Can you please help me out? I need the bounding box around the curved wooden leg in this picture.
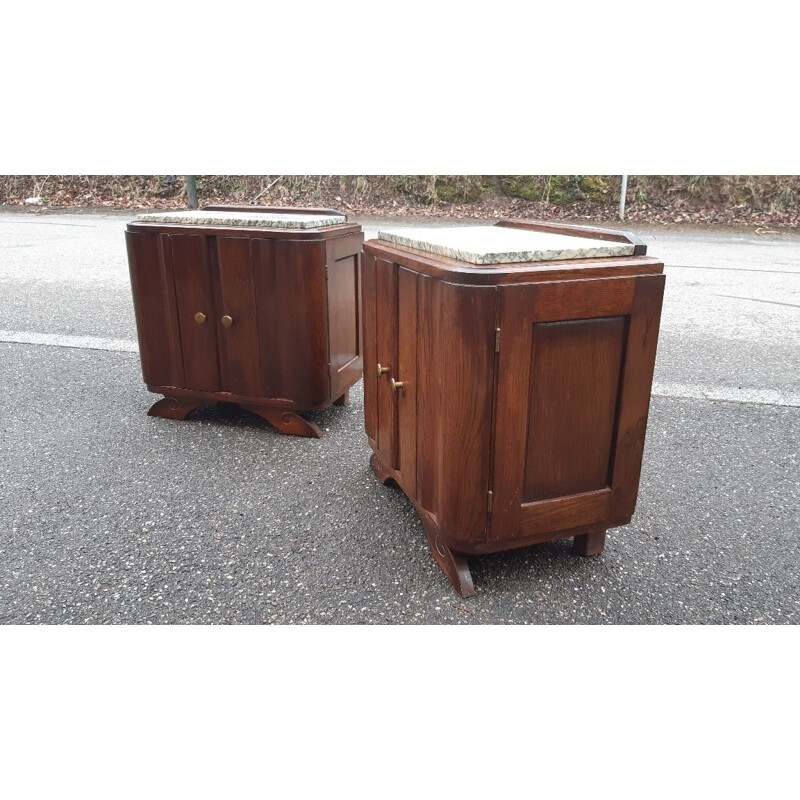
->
[573,528,607,556]
[334,390,350,406]
[242,405,323,438]
[148,396,208,420]
[369,452,396,485]
[370,453,474,597]
[418,508,476,598]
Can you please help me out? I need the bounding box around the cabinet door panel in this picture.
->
[374,258,398,468]
[217,237,263,397]
[252,238,329,405]
[396,268,418,491]
[169,234,220,392]
[491,274,664,543]
[523,316,627,501]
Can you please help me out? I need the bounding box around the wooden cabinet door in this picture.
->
[361,258,417,483]
[249,237,329,406]
[490,274,665,544]
[374,257,398,468]
[395,268,418,490]
[216,237,263,397]
[168,234,220,392]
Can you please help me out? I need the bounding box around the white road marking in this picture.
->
[651,382,800,408]
[0,330,798,408]
[0,329,139,353]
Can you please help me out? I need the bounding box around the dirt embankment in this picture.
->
[2,175,799,230]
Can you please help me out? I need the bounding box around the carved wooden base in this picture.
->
[572,528,607,556]
[370,452,613,595]
[148,396,323,438]
[334,390,350,406]
[369,452,395,485]
[147,396,207,420]
[369,453,475,598]
[418,507,476,598]
[241,405,323,438]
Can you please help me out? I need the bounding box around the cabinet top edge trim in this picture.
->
[496,219,647,253]
[363,241,663,284]
[126,222,363,240]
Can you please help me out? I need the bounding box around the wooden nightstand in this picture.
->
[361,220,665,595]
[126,206,364,438]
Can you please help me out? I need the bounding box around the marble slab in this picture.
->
[136,209,346,229]
[377,226,635,265]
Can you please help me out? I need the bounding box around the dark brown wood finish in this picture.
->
[327,237,362,402]
[413,273,439,516]
[125,232,180,387]
[369,453,475,598]
[126,208,364,437]
[523,316,627,502]
[374,257,398,468]
[396,268,418,491]
[362,219,665,596]
[609,274,666,518]
[169,234,220,392]
[418,278,496,549]
[147,396,207,420]
[217,236,263,397]
[258,238,330,405]
[361,252,378,444]
[573,528,608,556]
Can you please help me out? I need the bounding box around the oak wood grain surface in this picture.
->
[362,218,665,595]
[126,207,364,437]
[523,317,627,501]
[374,257,398,468]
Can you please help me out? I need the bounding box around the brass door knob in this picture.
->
[194,312,207,324]
[377,363,390,378]
[391,378,406,394]
[221,315,234,328]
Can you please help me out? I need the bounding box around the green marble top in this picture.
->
[136,210,347,229]
[377,226,635,265]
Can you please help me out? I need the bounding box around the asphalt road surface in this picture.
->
[1,211,798,623]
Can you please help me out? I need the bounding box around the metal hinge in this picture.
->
[495,328,501,352]
[487,490,493,514]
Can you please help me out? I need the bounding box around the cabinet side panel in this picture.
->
[361,252,378,441]
[327,250,361,400]
[125,231,179,387]
[253,239,329,406]
[424,280,496,546]
[523,317,627,501]
[610,273,666,517]
[169,234,220,392]
[216,237,264,397]
[491,275,654,545]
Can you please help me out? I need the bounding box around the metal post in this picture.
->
[185,175,198,209]
[619,174,628,221]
